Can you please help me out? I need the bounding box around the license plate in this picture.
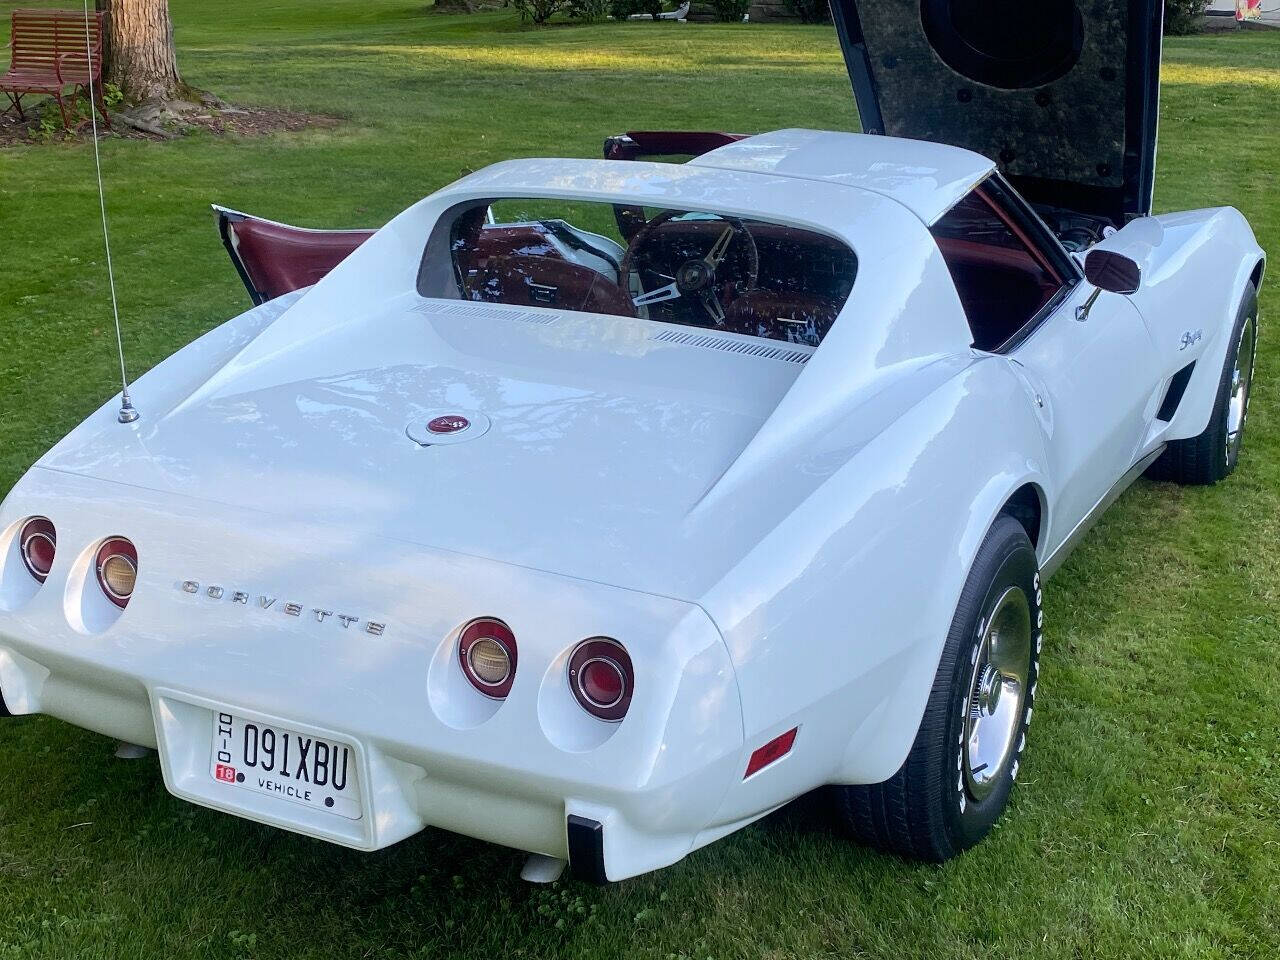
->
[209,712,362,820]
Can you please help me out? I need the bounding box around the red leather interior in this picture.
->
[452,209,574,270]
[228,207,854,344]
[451,209,635,315]
[232,219,373,301]
[455,215,853,340]
[936,237,1058,294]
[471,226,566,264]
[723,289,839,343]
[935,235,1059,346]
[230,210,577,303]
[467,255,635,317]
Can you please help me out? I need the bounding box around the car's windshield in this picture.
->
[420,198,857,348]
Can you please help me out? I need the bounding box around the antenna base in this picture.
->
[118,399,140,424]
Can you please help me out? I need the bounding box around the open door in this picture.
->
[215,206,374,304]
[602,131,748,162]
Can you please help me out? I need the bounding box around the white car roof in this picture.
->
[431,136,992,245]
[440,130,994,227]
[432,156,922,247]
[689,128,995,224]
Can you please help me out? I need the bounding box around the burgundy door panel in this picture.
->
[216,207,374,304]
[216,206,585,306]
[603,130,748,161]
[467,255,634,317]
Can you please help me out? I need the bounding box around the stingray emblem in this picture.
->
[1180,329,1203,351]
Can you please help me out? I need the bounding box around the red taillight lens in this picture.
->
[95,537,138,609]
[18,517,56,583]
[568,638,633,723]
[458,618,517,699]
[581,659,624,706]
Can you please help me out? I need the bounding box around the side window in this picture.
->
[931,184,1068,351]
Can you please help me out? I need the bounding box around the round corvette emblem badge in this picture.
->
[428,415,470,435]
[406,411,490,447]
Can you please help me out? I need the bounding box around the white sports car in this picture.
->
[0,0,1264,882]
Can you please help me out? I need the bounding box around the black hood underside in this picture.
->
[829,0,1163,226]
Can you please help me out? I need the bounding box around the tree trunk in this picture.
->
[97,0,183,103]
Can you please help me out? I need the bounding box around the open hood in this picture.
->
[828,0,1163,225]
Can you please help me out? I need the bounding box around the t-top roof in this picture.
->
[689,128,995,224]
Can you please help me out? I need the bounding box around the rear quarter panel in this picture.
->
[699,357,1052,824]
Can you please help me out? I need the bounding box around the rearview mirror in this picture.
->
[1083,249,1141,296]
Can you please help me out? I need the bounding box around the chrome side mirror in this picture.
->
[1084,249,1141,295]
[1077,249,1141,321]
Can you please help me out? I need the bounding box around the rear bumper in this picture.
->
[0,469,747,881]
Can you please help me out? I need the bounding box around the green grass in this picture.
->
[1,5,1278,958]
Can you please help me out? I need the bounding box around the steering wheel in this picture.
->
[619,211,760,325]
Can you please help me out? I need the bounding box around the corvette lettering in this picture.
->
[180,580,385,635]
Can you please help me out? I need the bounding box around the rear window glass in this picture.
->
[421,198,857,347]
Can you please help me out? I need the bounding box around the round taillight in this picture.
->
[95,537,138,609]
[581,659,624,706]
[458,618,516,699]
[18,517,56,583]
[568,638,633,723]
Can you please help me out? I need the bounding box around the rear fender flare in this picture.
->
[701,360,1052,815]
[830,462,1049,785]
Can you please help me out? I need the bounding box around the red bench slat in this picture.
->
[2,8,109,129]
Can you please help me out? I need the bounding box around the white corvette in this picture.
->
[0,0,1264,882]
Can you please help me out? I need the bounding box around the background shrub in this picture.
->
[508,0,566,23]
[782,0,831,23]
[567,0,609,19]
[1164,0,1209,34]
[707,0,749,21]
[608,0,663,17]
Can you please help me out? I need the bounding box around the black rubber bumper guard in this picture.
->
[566,815,608,885]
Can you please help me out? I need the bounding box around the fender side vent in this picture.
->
[1156,362,1196,422]
[650,329,811,364]
[415,301,558,326]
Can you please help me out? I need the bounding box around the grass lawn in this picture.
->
[1,3,1278,957]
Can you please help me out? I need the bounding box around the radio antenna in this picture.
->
[82,0,138,424]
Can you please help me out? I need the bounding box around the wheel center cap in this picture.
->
[977,664,1002,716]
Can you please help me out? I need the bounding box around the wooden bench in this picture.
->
[1,8,111,129]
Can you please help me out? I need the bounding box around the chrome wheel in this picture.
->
[963,586,1032,802]
[1225,314,1257,467]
